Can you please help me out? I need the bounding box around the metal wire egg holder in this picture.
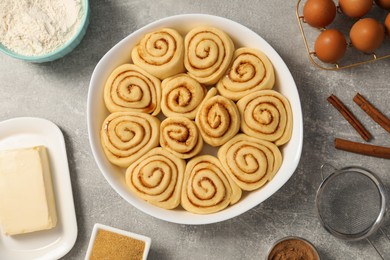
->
[296,0,390,70]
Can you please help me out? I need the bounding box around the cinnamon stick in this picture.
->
[327,94,372,141]
[335,138,390,159]
[353,93,390,134]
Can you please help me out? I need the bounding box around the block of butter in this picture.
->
[0,146,57,236]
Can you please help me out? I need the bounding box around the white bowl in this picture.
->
[84,223,151,260]
[87,14,303,225]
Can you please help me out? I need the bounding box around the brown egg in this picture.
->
[303,0,337,28]
[339,0,373,18]
[350,18,385,53]
[375,0,390,10]
[385,13,390,36]
[315,29,347,63]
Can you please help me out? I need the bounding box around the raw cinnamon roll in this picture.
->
[125,147,185,209]
[100,112,160,168]
[195,88,240,147]
[104,64,161,115]
[181,155,242,214]
[218,134,282,191]
[131,28,185,79]
[161,74,206,119]
[217,47,275,101]
[184,26,234,85]
[237,90,293,146]
[160,117,203,159]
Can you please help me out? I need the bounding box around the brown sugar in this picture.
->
[89,229,145,260]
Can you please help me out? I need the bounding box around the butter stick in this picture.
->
[0,146,57,236]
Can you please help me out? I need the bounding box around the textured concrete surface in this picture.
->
[1,0,390,259]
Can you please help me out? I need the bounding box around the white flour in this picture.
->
[0,0,84,56]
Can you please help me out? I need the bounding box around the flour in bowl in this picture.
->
[0,0,84,56]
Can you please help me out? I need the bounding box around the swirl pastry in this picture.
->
[218,134,282,191]
[100,112,160,168]
[131,28,185,80]
[195,88,240,147]
[184,26,234,85]
[126,147,185,209]
[104,64,161,115]
[181,155,242,214]
[237,90,293,146]
[161,74,207,119]
[160,117,203,159]
[217,47,275,101]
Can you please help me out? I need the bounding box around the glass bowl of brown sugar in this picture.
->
[85,223,151,260]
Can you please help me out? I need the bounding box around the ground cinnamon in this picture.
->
[268,238,319,260]
[327,94,372,141]
[335,138,390,159]
[89,229,145,260]
[353,93,390,134]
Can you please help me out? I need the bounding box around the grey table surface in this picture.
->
[1,0,390,259]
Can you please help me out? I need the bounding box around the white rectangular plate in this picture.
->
[0,117,77,260]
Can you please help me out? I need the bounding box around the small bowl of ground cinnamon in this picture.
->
[267,236,320,260]
[85,223,151,260]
